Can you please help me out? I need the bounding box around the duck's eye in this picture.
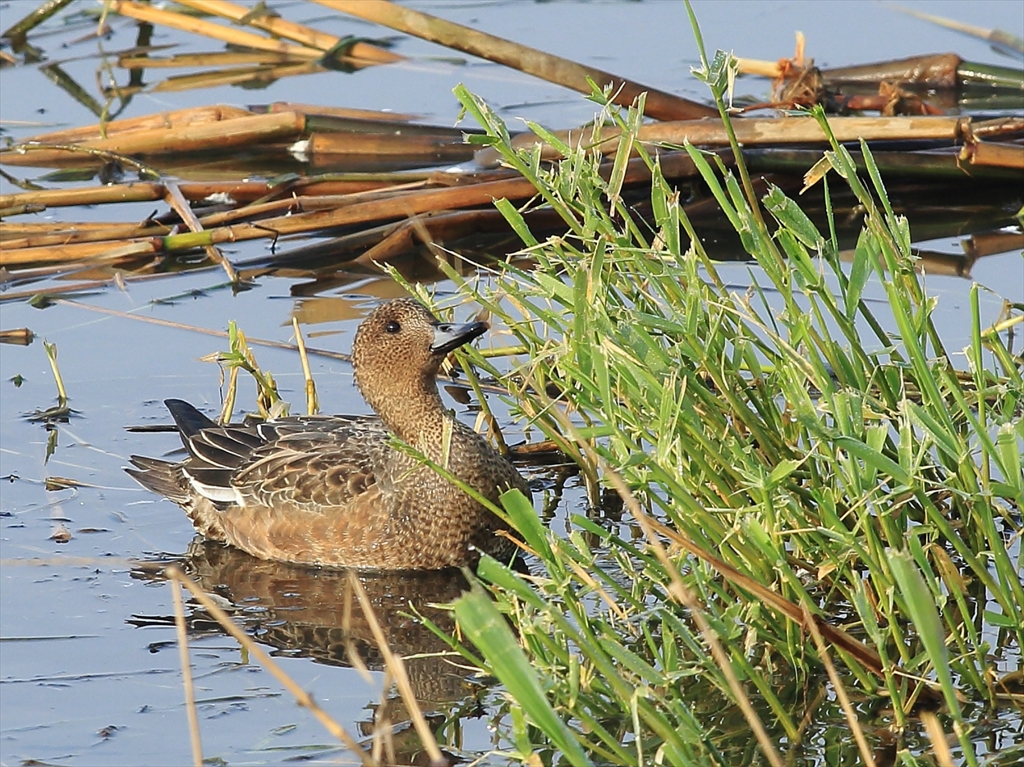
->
[385,320,401,334]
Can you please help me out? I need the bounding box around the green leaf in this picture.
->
[905,400,965,465]
[846,228,873,318]
[767,458,802,486]
[888,550,961,717]
[454,575,594,766]
[834,435,912,487]
[983,610,1019,629]
[502,488,550,561]
[494,197,539,247]
[763,185,823,249]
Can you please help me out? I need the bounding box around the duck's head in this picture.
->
[352,298,487,424]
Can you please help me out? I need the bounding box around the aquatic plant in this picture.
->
[440,21,1024,767]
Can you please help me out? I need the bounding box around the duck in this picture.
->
[126,298,530,570]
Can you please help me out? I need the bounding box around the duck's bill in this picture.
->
[430,320,488,355]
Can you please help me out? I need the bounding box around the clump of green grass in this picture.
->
[434,13,1023,766]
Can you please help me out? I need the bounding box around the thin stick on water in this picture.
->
[165,566,376,767]
[165,181,238,284]
[803,603,876,767]
[170,579,204,767]
[54,299,349,362]
[347,572,447,767]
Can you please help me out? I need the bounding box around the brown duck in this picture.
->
[126,298,529,570]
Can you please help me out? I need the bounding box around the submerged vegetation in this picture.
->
[432,37,1024,767]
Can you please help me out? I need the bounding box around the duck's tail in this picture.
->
[126,399,231,542]
[126,454,228,542]
[126,455,190,504]
[165,399,218,441]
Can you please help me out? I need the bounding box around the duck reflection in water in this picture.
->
[131,540,485,765]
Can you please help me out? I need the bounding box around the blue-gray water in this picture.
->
[2,1,1022,765]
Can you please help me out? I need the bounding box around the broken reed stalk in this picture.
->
[475,114,971,165]
[164,181,238,283]
[0,237,162,266]
[0,142,161,176]
[43,340,68,404]
[259,102,420,122]
[219,365,240,425]
[319,0,717,121]
[0,328,35,345]
[164,566,376,767]
[2,104,251,145]
[292,317,319,416]
[0,176,418,213]
[118,51,311,69]
[169,578,204,767]
[743,147,1022,180]
[347,572,446,767]
[304,131,474,161]
[960,139,1024,169]
[175,0,404,65]
[0,110,307,167]
[0,203,45,218]
[0,105,473,169]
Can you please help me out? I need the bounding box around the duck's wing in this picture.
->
[227,416,392,512]
[162,407,388,510]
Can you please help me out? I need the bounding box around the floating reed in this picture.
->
[9,104,251,145]
[0,175,414,213]
[1,110,307,167]
[319,0,718,121]
[0,148,714,268]
[475,114,973,166]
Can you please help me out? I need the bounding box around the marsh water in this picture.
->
[1,1,1023,765]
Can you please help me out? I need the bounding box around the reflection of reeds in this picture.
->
[137,544,482,766]
[166,565,378,766]
[173,0,404,66]
[109,0,327,60]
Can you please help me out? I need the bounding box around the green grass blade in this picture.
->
[453,576,595,766]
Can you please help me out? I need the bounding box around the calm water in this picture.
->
[1,1,1022,765]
